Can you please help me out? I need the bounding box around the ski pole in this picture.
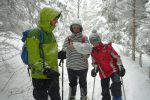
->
[118,65,126,100]
[121,77,126,100]
[92,76,96,100]
[61,59,64,100]
[27,65,31,81]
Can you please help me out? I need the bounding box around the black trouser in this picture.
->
[32,78,61,100]
[67,68,88,98]
[101,73,122,100]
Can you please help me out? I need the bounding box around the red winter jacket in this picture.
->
[91,42,121,79]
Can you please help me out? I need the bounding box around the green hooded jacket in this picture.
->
[26,7,60,79]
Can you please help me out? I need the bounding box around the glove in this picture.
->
[118,65,126,77]
[43,67,60,79]
[91,67,98,77]
[58,50,66,60]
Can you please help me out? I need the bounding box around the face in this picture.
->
[50,18,58,27]
[72,25,81,33]
[92,42,99,47]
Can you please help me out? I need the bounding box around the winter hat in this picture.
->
[70,19,83,32]
[92,29,97,33]
[89,30,101,44]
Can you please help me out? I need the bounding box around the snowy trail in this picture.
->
[59,57,102,100]
[60,43,150,100]
[113,44,150,100]
[120,55,150,100]
[0,44,150,100]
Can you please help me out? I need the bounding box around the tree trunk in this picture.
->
[139,51,142,67]
[132,0,136,61]
[77,0,80,18]
[149,67,150,79]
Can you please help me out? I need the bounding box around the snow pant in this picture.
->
[101,73,122,100]
[32,78,61,100]
[67,68,88,100]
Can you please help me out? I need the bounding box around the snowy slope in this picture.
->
[113,44,150,100]
[0,43,150,100]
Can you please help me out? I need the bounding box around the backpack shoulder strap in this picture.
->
[37,29,44,44]
[82,35,86,43]
[67,35,86,43]
[22,29,32,42]
[67,35,72,44]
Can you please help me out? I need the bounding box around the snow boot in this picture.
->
[68,86,77,100]
[80,96,88,100]
[112,96,122,100]
[80,88,87,100]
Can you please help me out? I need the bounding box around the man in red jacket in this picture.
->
[89,30,125,100]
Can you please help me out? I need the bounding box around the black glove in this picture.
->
[58,50,66,60]
[118,65,126,77]
[58,50,66,67]
[43,67,60,79]
[91,67,98,77]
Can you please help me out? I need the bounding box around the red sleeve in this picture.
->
[91,51,98,64]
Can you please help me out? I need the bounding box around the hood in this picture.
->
[70,19,83,33]
[38,7,60,33]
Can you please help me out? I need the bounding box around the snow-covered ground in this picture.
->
[0,43,150,100]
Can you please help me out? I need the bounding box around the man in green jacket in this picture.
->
[26,7,61,100]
